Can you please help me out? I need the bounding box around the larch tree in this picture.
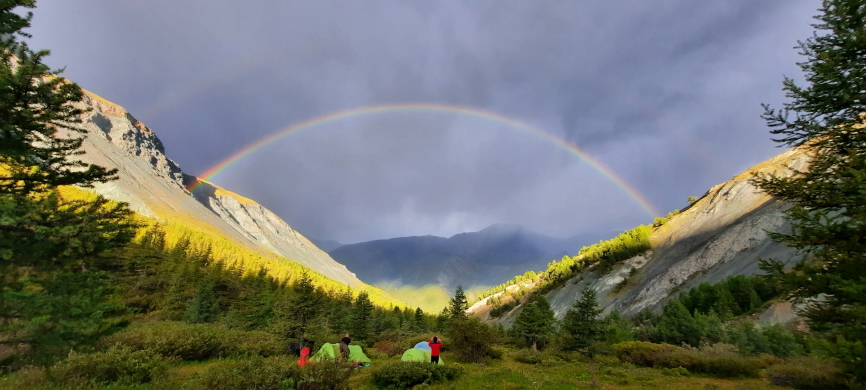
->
[0,0,136,365]
[753,0,866,382]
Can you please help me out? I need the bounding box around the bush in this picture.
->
[51,346,175,386]
[513,349,544,364]
[99,321,283,360]
[766,358,848,390]
[611,341,679,367]
[656,349,764,378]
[612,341,766,378]
[371,362,461,389]
[373,341,405,357]
[195,356,353,390]
[446,318,498,363]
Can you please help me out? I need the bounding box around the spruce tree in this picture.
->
[351,291,373,340]
[753,0,866,381]
[0,1,136,365]
[512,296,556,350]
[448,285,469,319]
[561,288,603,386]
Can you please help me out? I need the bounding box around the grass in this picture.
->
[0,346,799,389]
[348,348,780,390]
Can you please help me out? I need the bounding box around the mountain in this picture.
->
[70,89,401,304]
[309,239,344,252]
[468,147,809,326]
[329,225,613,310]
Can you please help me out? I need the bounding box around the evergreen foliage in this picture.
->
[561,288,604,385]
[753,0,866,382]
[0,2,116,195]
[0,2,137,366]
[447,285,469,319]
[511,296,555,350]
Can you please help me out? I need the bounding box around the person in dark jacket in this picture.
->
[428,336,442,363]
[340,333,351,361]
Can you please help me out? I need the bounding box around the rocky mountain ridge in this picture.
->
[74,89,367,288]
[468,147,808,326]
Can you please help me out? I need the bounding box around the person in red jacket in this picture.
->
[428,336,443,363]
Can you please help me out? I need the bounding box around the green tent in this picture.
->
[400,348,444,365]
[309,343,371,363]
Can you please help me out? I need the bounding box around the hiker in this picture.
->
[428,336,442,363]
[340,333,351,361]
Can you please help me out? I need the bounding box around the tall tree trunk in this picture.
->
[590,354,597,387]
[531,339,537,351]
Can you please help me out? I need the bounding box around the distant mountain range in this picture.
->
[310,239,344,253]
[329,224,614,294]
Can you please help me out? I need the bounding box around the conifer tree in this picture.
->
[561,288,603,386]
[512,296,556,350]
[290,271,319,347]
[0,2,116,195]
[0,1,136,365]
[448,285,469,319]
[351,291,374,340]
[754,0,866,381]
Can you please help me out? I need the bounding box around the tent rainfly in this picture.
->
[309,343,371,363]
[400,348,444,365]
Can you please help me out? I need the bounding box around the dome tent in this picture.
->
[309,343,371,363]
[400,348,443,365]
[413,341,431,350]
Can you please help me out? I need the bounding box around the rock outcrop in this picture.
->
[469,147,809,326]
[72,89,365,288]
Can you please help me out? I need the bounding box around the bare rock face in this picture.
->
[187,176,362,287]
[71,90,365,289]
[470,148,809,327]
[82,93,184,188]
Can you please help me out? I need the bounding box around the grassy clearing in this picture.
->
[0,344,809,389]
[349,348,779,390]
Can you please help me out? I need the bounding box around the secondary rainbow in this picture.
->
[189,103,661,218]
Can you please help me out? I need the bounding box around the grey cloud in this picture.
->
[28,0,821,243]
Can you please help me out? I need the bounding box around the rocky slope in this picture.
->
[73,90,366,288]
[468,147,809,326]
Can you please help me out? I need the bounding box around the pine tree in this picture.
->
[351,291,373,340]
[413,307,425,332]
[561,288,603,386]
[448,285,469,319]
[511,296,556,350]
[0,2,136,365]
[0,3,116,195]
[290,271,321,346]
[753,0,866,382]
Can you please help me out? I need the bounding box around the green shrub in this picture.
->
[766,358,848,390]
[195,356,352,390]
[373,341,404,357]
[513,349,544,364]
[446,318,498,363]
[371,362,461,389]
[51,346,175,386]
[612,341,765,378]
[99,321,282,361]
[657,349,764,378]
[611,341,679,367]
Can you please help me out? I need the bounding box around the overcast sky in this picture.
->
[29,1,819,244]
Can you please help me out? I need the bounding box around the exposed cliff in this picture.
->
[469,147,809,326]
[72,90,366,289]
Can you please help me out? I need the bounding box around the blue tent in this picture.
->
[414,341,431,350]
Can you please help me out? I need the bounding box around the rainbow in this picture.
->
[189,103,661,218]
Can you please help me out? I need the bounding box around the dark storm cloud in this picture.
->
[29,0,820,243]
